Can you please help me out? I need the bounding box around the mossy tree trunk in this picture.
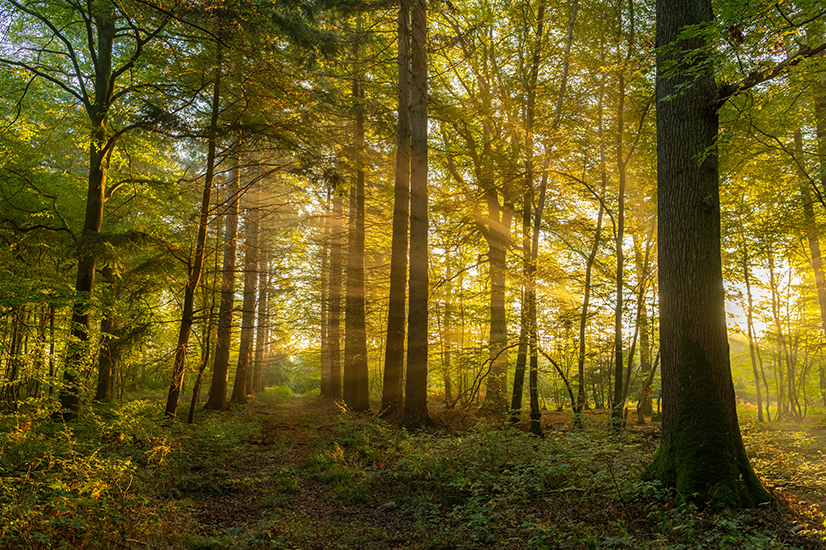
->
[647,0,770,508]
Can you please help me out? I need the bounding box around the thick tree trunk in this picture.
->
[485,229,510,409]
[382,0,411,421]
[403,0,429,428]
[165,49,222,419]
[646,0,769,508]
[232,189,260,403]
[205,156,240,411]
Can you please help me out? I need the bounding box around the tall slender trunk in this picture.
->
[577,28,608,417]
[634,234,654,419]
[188,221,221,424]
[165,47,222,419]
[743,252,764,422]
[612,0,635,425]
[382,0,411,420]
[403,0,429,428]
[253,244,270,393]
[205,154,240,411]
[320,188,331,398]
[232,187,260,403]
[48,303,55,397]
[528,164,549,436]
[328,195,344,400]
[512,0,547,424]
[767,254,799,421]
[344,19,370,413]
[611,68,626,424]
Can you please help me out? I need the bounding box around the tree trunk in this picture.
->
[60,14,116,419]
[634,234,654,418]
[382,0,411,421]
[165,47,222,419]
[483,208,512,410]
[743,252,764,422]
[646,0,769,507]
[320,188,331,398]
[188,230,220,424]
[344,20,370,413]
[511,0,547,425]
[328,194,344,400]
[205,155,240,411]
[232,187,260,403]
[253,244,270,393]
[403,0,429,428]
[611,68,627,426]
[94,266,117,401]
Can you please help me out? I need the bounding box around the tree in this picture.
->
[165,41,224,420]
[328,193,344,400]
[381,0,411,422]
[343,16,370,413]
[402,0,429,428]
[231,184,261,403]
[647,0,769,507]
[205,156,240,411]
[0,0,169,417]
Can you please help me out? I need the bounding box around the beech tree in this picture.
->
[0,0,170,417]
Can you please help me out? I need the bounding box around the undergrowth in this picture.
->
[1,394,823,549]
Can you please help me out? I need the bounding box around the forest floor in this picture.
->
[1,392,825,549]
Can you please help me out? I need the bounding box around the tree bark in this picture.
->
[320,188,331,398]
[328,194,344,400]
[94,266,117,401]
[646,0,769,508]
[743,253,764,422]
[403,0,429,428]
[511,0,547,424]
[205,155,240,411]
[253,244,270,393]
[382,0,411,421]
[232,186,260,403]
[344,19,370,413]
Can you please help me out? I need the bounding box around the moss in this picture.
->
[645,335,770,510]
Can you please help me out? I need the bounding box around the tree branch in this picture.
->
[716,42,826,110]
